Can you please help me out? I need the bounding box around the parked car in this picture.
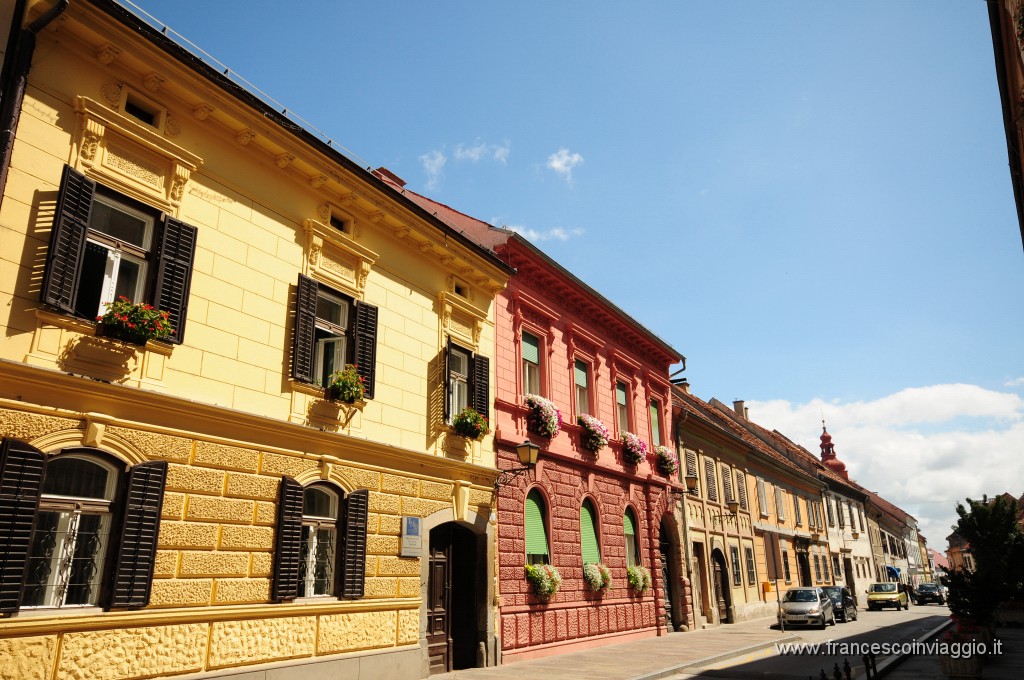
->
[778,587,836,629]
[914,582,946,605]
[822,585,858,622]
[866,582,908,610]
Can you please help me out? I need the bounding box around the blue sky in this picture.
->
[127,1,1023,546]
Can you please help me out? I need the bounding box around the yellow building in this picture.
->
[0,1,511,679]
[673,388,832,625]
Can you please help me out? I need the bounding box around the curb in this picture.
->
[629,634,801,680]
[873,619,954,678]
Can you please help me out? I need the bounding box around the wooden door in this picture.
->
[427,525,452,674]
[712,557,728,622]
[659,525,675,630]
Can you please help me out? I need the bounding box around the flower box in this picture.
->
[620,432,647,466]
[96,296,173,345]
[654,445,678,476]
[627,565,652,593]
[524,563,562,602]
[577,414,609,452]
[452,407,489,439]
[524,394,562,439]
[583,562,612,591]
[324,364,365,403]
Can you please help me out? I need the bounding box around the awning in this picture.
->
[885,565,901,579]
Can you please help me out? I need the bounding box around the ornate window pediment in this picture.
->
[74,95,201,213]
[304,206,378,299]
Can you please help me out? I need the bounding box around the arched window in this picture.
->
[272,477,370,602]
[25,455,119,608]
[0,438,169,614]
[624,508,641,567]
[300,485,340,597]
[525,489,550,565]
[580,499,601,565]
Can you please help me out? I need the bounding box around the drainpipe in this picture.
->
[0,0,68,212]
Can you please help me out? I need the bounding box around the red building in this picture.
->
[399,183,686,662]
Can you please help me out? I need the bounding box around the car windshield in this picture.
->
[871,583,897,593]
[822,587,842,598]
[784,590,818,602]
[918,584,938,592]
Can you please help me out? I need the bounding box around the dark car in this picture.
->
[914,582,945,605]
[822,585,858,622]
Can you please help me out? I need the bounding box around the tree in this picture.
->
[944,495,1024,624]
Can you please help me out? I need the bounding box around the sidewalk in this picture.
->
[884,623,1024,679]
[433,617,798,680]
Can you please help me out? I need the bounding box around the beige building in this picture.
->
[0,1,511,679]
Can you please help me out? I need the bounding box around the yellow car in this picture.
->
[866,582,908,610]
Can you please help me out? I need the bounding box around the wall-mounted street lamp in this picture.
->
[709,498,740,529]
[494,440,540,488]
[684,474,699,494]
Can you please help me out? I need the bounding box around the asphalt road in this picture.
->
[667,602,951,679]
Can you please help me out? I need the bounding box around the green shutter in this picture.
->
[524,490,549,560]
[623,509,636,537]
[522,332,539,364]
[574,360,588,387]
[616,382,627,406]
[650,400,661,446]
[580,500,600,564]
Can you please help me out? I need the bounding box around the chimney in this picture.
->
[678,378,690,394]
[733,399,747,419]
[372,167,407,188]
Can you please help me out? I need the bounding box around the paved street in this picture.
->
[433,604,1024,680]
[667,604,950,678]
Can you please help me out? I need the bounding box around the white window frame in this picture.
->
[448,346,470,422]
[574,358,591,416]
[313,289,351,387]
[299,485,340,598]
[521,330,541,396]
[80,194,156,319]
[24,455,118,610]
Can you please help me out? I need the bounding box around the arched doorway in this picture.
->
[427,522,479,674]
[710,549,731,624]
[659,520,678,631]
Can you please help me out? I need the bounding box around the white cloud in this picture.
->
[454,140,510,165]
[744,384,1024,552]
[1005,376,1024,387]
[546,148,584,185]
[505,224,585,242]
[420,149,446,190]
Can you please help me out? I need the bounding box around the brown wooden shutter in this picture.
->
[291,275,318,383]
[442,335,452,422]
[736,471,748,510]
[685,449,698,478]
[353,301,378,399]
[471,353,489,421]
[340,489,369,599]
[0,438,46,614]
[153,216,197,344]
[107,460,167,609]
[722,464,733,501]
[271,476,303,602]
[41,165,94,313]
[704,458,718,502]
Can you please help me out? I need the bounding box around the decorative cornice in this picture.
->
[236,128,257,145]
[95,43,120,65]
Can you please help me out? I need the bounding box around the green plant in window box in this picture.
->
[627,564,652,593]
[452,407,490,439]
[654,445,678,476]
[524,394,562,438]
[325,364,365,403]
[620,432,648,465]
[524,563,562,602]
[96,296,173,345]
[577,414,609,452]
[583,562,612,591]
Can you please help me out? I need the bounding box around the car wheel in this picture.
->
[829,611,836,626]
[819,614,827,630]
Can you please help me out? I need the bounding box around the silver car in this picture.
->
[777,587,836,629]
